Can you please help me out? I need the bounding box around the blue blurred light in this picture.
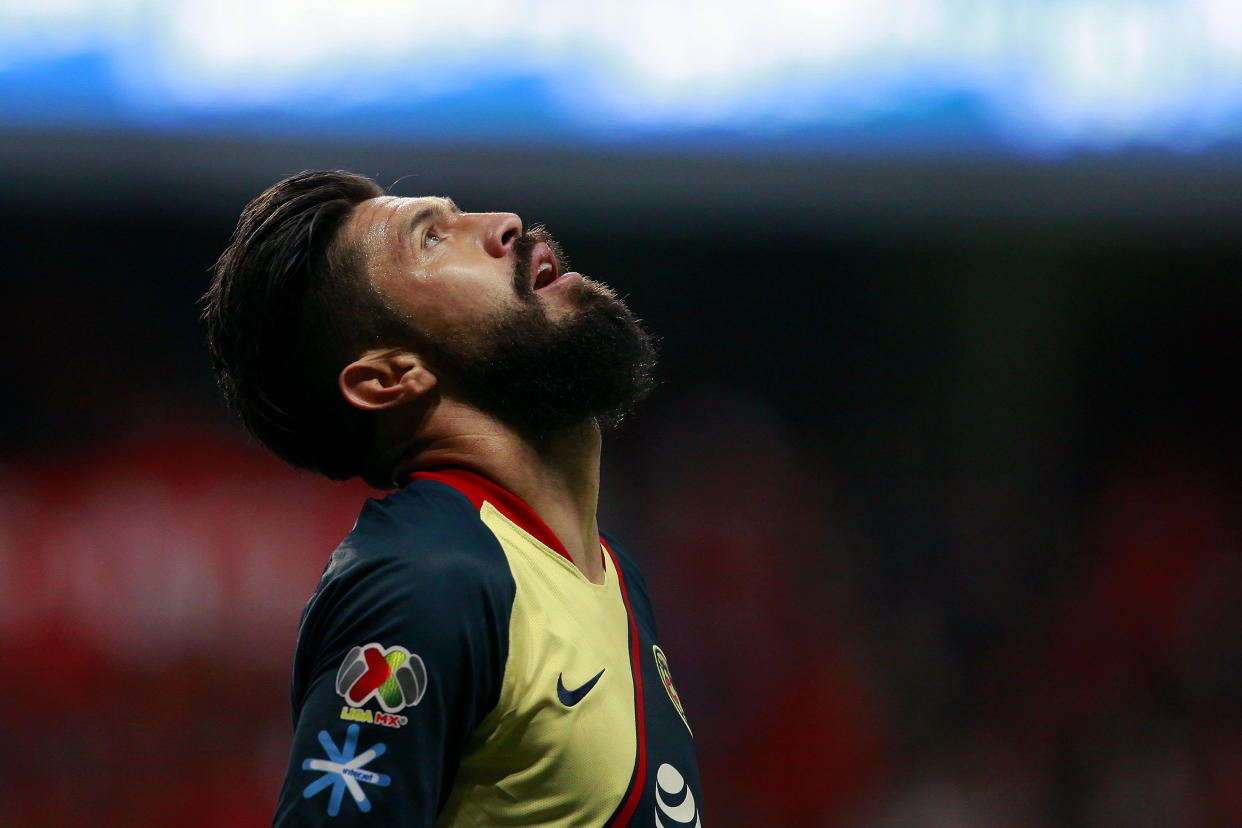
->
[2,0,1241,156]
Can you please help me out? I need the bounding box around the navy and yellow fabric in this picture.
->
[272,468,702,827]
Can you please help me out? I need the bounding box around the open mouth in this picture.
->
[530,241,560,290]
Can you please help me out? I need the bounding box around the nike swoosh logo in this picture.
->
[557,668,605,706]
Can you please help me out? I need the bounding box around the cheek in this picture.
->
[439,259,517,299]
[423,280,521,339]
[374,250,521,329]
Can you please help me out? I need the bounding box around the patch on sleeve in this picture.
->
[301,724,391,816]
[335,643,428,728]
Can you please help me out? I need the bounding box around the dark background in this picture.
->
[2,134,1241,825]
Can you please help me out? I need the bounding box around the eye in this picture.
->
[423,229,441,248]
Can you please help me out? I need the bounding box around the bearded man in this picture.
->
[203,171,702,827]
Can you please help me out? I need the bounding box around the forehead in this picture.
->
[341,195,460,262]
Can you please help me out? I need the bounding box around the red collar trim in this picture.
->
[408,468,574,565]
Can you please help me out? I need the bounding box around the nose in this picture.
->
[481,213,522,258]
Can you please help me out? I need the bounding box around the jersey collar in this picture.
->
[408,467,576,565]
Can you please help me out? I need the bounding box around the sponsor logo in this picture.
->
[556,668,605,707]
[653,645,691,735]
[335,643,427,717]
[302,724,390,816]
[654,762,700,828]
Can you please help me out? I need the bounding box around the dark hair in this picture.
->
[203,170,415,482]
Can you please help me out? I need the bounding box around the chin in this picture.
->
[564,276,619,309]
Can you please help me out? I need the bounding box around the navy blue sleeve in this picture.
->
[272,484,514,827]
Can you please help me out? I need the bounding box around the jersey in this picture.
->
[271,468,702,827]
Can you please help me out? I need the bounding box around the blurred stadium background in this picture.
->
[3,1,1242,825]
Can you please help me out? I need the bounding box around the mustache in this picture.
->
[512,224,570,296]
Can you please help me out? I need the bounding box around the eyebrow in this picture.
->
[405,197,461,233]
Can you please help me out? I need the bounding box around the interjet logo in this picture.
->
[302,724,390,816]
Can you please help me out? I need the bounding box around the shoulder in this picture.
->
[325,479,513,595]
[296,480,516,675]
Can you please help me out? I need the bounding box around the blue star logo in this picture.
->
[301,724,391,816]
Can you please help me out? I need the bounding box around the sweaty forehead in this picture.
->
[342,195,459,264]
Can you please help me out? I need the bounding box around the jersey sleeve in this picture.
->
[272,489,515,827]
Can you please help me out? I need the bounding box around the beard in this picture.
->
[424,227,658,442]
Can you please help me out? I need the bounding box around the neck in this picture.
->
[391,400,605,583]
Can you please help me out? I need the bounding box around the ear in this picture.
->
[339,349,437,412]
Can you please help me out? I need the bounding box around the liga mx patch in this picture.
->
[653,645,692,736]
[336,643,428,728]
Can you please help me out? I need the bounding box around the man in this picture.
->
[203,170,702,826]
